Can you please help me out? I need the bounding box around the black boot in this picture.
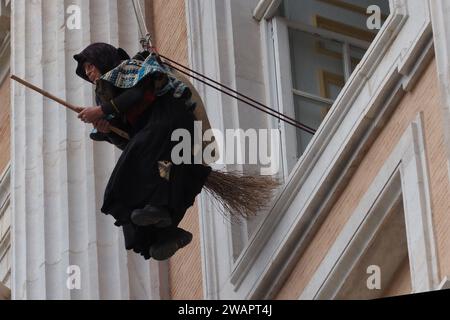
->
[131,205,172,227]
[150,228,193,261]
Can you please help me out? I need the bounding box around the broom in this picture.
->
[12,75,282,219]
[11,75,130,140]
[204,170,281,219]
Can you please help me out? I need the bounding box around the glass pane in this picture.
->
[283,0,391,161]
[282,0,390,29]
[293,95,331,156]
[350,45,366,73]
[289,29,344,99]
[343,0,390,16]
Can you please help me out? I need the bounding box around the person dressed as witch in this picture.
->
[74,43,212,261]
[73,43,280,261]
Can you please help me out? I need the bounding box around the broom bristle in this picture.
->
[204,169,281,219]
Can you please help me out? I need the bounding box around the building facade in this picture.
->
[1,0,450,300]
[184,0,450,299]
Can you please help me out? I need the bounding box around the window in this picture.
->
[334,184,411,299]
[230,0,391,264]
[269,0,390,176]
[300,115,439,299]
[304,173,414,299]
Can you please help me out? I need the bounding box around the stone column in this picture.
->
[0,167,10,295]
[429,0,450,180]
[0,0,11,295]
[11,0,167,300]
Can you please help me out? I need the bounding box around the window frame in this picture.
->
[430,0,450,188]
[271,6,384,178]
[300,115,439,299]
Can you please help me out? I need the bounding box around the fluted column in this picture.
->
[0,166,10,296]
[11,0,166,300]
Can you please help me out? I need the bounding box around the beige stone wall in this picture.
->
[147,0,204,300]
[148,0,189,66]
[382,257,411,298]
[0,282,10,300]
[276,58,450,299]
[0,77,10,174]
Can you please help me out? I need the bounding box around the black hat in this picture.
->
[74,43,130,83]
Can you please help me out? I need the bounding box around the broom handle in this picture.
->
[11,75,130,140]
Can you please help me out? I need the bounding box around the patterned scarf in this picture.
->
[100,52,190,99]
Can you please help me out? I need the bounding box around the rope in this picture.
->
[131,0,147,42]
[161,54,316,134]
[164,61,316,134]
[130,0,317,135]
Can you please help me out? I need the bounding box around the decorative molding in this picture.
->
[253,0,282,21]
[429,0,450,181]
[230,0,414,297]
[300,114,439,299]
[185,0,230,300]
